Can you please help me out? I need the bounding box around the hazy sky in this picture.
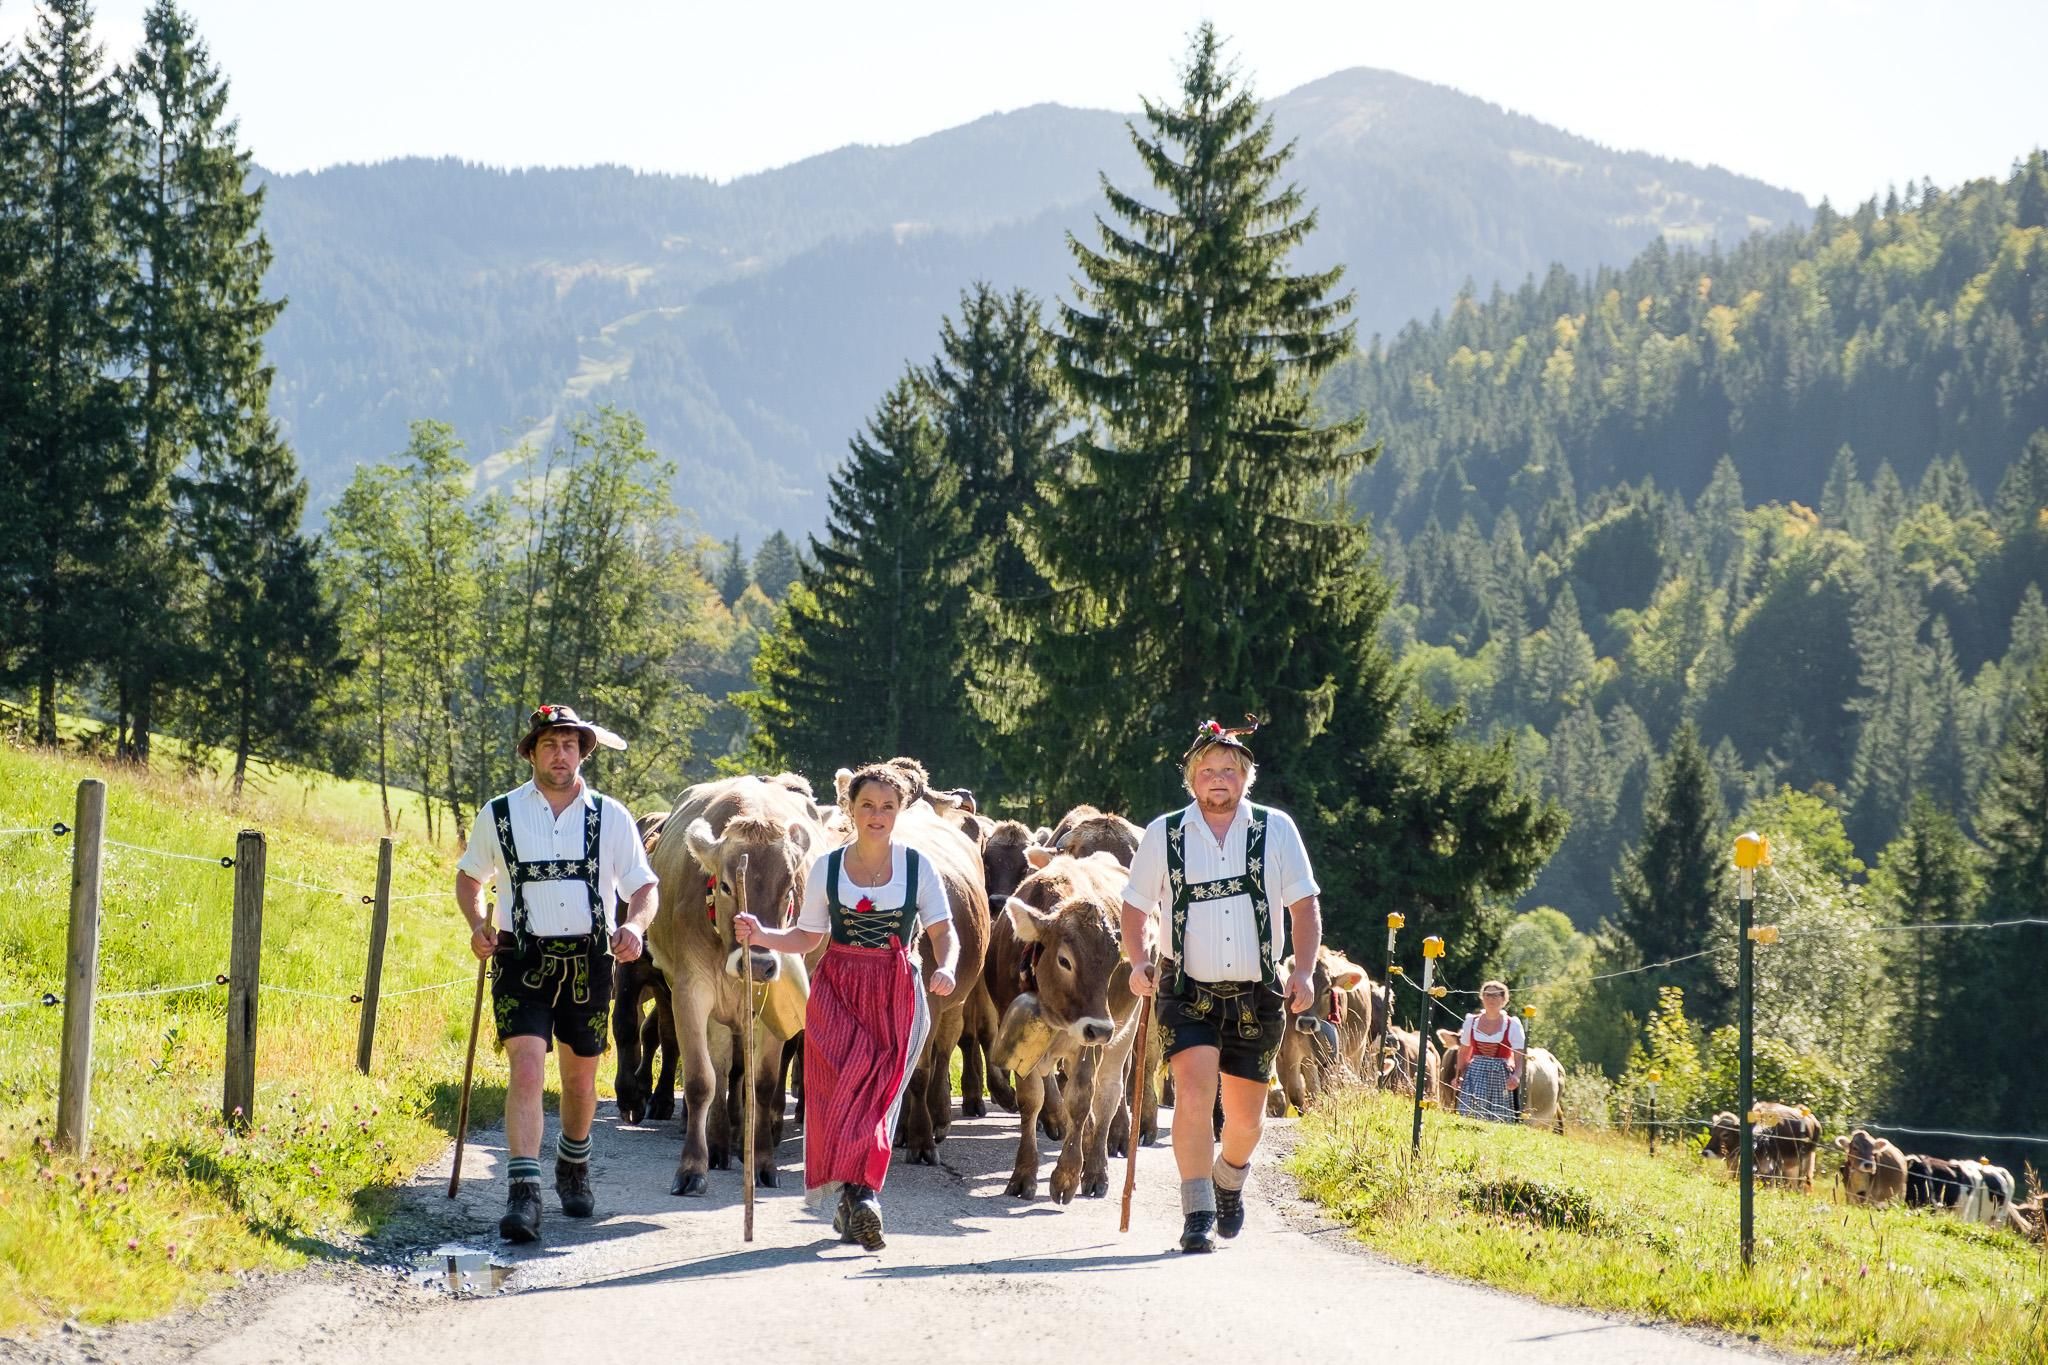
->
[6,0,2043,208]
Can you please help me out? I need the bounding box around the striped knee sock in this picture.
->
[507,1156,542,1185]
[556,1132,591,1165]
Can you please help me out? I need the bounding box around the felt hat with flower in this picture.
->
[1181,714,1262,765]
[516,703,627,759]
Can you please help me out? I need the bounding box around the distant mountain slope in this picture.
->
[1334,153,2048,537]
[257,68,1807,537]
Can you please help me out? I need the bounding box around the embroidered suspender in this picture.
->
[490,793,606,943]
[825,846,923,949]
[1165,803,1277,987]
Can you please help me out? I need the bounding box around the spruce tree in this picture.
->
[717,534,749,607]
[750,530,800,600]
[183,404,345,793]
[1847,571,1932,851]
[1019,22,1376,810]
[1532,583,1599,723]
[0,38,33,648]
[1015,25,1558,946]
[1613,722,1731,1024]
[3,0,133,745]
[750,375,976,784]
[1870,795,1981,1119]
[1966,662,2048,1137]
[111,0,282,761]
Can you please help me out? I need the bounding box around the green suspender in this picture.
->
[1164,804,1276,987]
[826,846,924,948]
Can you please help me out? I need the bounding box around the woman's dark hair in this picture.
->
[844,762,913,807]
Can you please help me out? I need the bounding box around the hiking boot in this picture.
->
[555,1158,595,1219]
[499,1180,543,1243]
[1179,1209,1217,1254]
[832,1185,856,1243]
[847,1184,886,1251]
[1214,1183,1245,1239]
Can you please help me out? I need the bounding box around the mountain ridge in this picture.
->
[254,65,1811,538]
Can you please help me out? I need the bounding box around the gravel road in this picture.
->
[7,1098,1794,1365]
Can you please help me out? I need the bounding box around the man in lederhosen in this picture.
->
[1123,718,1321,1253]
[455,704,658,1243]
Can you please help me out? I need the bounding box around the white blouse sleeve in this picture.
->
[916,853,951,928]
[796,851,833,935]
[1119,818,1171,914]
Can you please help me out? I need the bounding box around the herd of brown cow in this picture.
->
[601,762,2043,1241]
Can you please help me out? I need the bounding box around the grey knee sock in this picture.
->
[1213,1155,1250,1192]
[1180,1177,1216,1216]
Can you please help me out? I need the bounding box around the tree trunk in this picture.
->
[37,667,57,747]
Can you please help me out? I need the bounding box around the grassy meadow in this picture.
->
[1289,1088,2048,1363]
[0,738,506,1335]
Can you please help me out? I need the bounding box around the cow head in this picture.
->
[1702,1112,1742,1164]
[1835,1129,1883,1199]
[982,821,1039,908]
[1433,1027,1464,1108]
[1055,812,1143,866]
[684,814,811,984]
[1002,890,1122,1047]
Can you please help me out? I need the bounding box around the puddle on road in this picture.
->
[409,1244,516,1296]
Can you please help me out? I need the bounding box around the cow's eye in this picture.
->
[1057,953,1073,972]
[718,881,731,896]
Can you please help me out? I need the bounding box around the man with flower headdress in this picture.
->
[1122,717,1321,1252]
[454,704,659,1243]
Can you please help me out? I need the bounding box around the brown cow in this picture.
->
[983,851,1146,1203]
[1052,808,1143,865]
[971,820,1042,1114]
[1378,1025,1439,1095]
[1834,1129,1907,1206]
[887,801,991,1163]
[1273,948,1379,1113]
[648,775,824,1194]
[1702,1104,1822,1188]
[613,811,680,1125]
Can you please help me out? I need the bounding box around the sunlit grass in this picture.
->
[0,740,502,1334]
[1289,1088,2048,1363]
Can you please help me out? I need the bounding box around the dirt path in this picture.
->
[10,1100,1792,1365]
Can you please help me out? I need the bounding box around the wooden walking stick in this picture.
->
[1120,993,1152,1233]
[448,907,493,1199]
[738,854,758,1242]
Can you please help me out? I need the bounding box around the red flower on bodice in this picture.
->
[855,896,876,914]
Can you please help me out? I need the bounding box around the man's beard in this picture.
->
[1197,790,1239,815]
[535,765,580,794]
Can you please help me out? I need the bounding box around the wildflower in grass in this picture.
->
[126,1238,137,1251]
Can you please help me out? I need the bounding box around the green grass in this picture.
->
[0,739,503,1335]
[1289,1089,2048,1363]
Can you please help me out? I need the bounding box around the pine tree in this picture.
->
[183,404,345,794]
[1922,619,1972,813]
[0,39,33,645]
[1870,795,1981,1119]
[327,463,403,829]
[717,534,749,607]
[1015,23,1381,812]
[2,0,134,745]
[749,375,977,783]
[1819,444,1867,535]
[1531,583,1598,723]
[750,530,800,600]
[1613,722,1731,1024]
[109,0,282,762]
[1965,662,2048,1136]
[1693,455,1747,592]
[1847,571,1932,850]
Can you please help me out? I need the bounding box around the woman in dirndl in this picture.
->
[733,762,955,1250]
[1452,980,1524,1123]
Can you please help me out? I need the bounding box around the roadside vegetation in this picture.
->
[1289,1088,2048,1364]
[0,740,499,1334]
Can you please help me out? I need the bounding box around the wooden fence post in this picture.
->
[56,779,106,1154]
[223,830,266,1128]
[356,837,395,1075]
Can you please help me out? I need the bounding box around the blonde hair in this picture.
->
[1181,742,1258,796]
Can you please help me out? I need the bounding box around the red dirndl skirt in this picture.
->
[804,938,926,1195]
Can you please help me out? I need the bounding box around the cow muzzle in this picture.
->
[1074,1016,1114,1046]
[724,945,781,984]
[1294,1014,1340,1065]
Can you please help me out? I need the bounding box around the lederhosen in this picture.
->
[803,845,932,1200]
[1157,804,1286,1082]
[487,791,614,1057]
